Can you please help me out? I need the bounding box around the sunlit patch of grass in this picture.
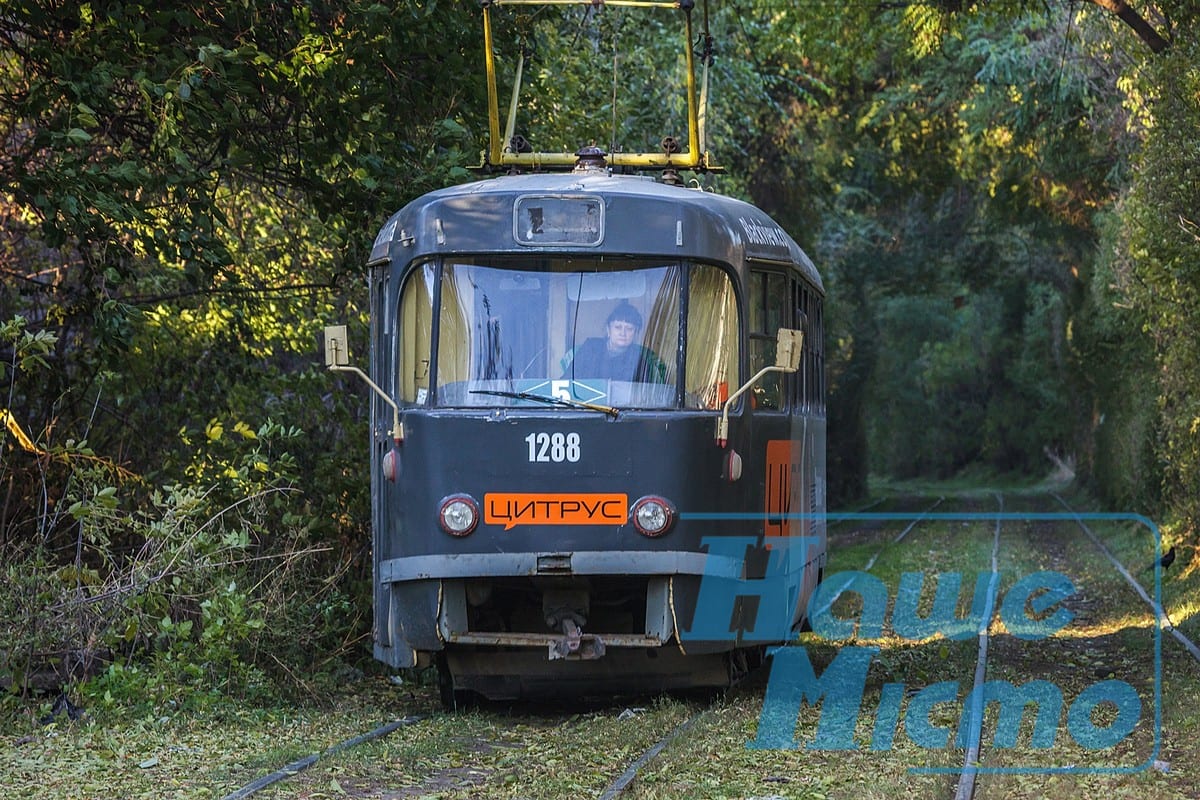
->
[1167,595,1200,629]
[1054,614,1158,639]
[0,677,441,800]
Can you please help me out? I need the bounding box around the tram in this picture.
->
[324,0,827,703]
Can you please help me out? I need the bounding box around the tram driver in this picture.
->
[561,301,667,383]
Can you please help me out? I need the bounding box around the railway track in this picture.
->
[940,493,1198,799]
[218,700,722,800]
[215,491,1197,799]
[951,494,1002,800]
[854,492,1195,800]
[219,716,427,800]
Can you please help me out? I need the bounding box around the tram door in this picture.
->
[747,266,824,629]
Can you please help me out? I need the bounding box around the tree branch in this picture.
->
[123,280,340,307]
[1087,0,1170,53]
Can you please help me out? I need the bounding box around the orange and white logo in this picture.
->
[484,493,628,530]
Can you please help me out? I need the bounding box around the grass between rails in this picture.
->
[969,494,1198,798]
[631,490,1199,799]
[4,487,1199,799]
[253,695,700,799]
[1,674,701,800]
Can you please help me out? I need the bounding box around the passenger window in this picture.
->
[793,282,825,412]
[749,270,788,410]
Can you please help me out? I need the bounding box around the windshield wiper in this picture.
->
[469,389,619,418]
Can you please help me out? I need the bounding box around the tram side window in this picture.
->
[794,282,824,411]
[791,282,826,412]
[685,264,739,409]
[793,282,810,409]
[397,263,436,404]
[808,288,825,411]
[748,269,789,410]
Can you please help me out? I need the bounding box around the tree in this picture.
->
[1,0,484,535]
[1085,0,1170,52]
[0,0,487,682]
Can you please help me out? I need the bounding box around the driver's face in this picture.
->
[607,319,638,350]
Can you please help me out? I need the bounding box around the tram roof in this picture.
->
[369,172,823,292]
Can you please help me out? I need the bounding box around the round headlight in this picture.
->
[631,495,676,537]
[439,495,479,536]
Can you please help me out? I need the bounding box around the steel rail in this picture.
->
[811,495,946,623]
[597,712,705,799]
[952,492,1004,800]
[825,496,887,528]
[1053,494,1200,663]
[863,496,945,571]
[218,715,426,800]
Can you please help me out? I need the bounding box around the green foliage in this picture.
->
[788,4,1136,496]
[1,0,483,700]
[1073,210,1160,510]
[486,3,722,158]
[1115,30,1200,524]
[0,316,57,380]
[0,443,358,706]
[0,0,483,481]
[2,0,1200,710]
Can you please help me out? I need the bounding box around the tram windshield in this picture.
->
[397,258,738,411]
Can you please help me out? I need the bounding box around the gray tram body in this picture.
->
[359,171,826,701]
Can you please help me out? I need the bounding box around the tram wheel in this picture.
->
[436,654,478,711]
[730,645,768,683]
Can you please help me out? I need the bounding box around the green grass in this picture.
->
[5,487,1200,799]
[1,673,453,798]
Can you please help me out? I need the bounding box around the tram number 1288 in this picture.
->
[525,431,582,463]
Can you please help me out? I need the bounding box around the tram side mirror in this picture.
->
[322,324,404,444]
[715,326,805,447]
[775,328,803,372]
[324,325,350,368]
